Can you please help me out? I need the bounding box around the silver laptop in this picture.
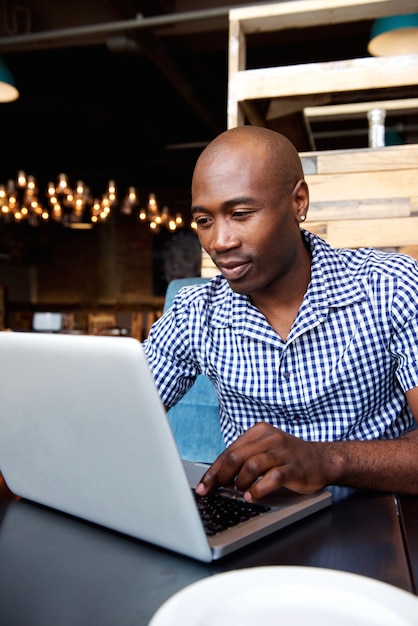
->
[0,331,331,562]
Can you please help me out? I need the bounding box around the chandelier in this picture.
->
[137,193,190,232]
[0,171,192,232]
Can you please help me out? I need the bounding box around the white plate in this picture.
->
[149,566,418,626]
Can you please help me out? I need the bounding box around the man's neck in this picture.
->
[250,246,311,341]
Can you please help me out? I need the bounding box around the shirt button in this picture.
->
[284,372,291,380]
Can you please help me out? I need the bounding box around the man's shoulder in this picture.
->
[173,274,229,304]
[170,275,234,319]
[336,245,418,280]
[307,230,417,278]
[170,275,249,329]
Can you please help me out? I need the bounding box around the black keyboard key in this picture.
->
[193,490,271,536]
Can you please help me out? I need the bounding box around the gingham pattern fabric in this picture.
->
[143,231,418,446]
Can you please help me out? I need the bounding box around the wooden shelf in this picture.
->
[200,1,418,276]
[228,0,418,129]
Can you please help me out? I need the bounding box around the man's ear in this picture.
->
[293,179,309,222]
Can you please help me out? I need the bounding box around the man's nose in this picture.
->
[210,221,240,251]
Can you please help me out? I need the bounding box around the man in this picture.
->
[143,126,418,501]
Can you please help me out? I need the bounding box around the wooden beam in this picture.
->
[304,98,418,121]
[300,144,418,175]
[305,169,418,202]
[229,0,418,34]
[231,55,418,102]
[304,217,418,248]
[307,198,413,221]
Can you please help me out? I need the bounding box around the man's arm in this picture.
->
[0,474,18,502]
[196,387,418,499]
[406,386,418,423]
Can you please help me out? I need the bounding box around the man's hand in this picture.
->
[195,422,333,501]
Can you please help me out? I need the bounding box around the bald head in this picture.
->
[193,126,304,192]
[191,126,311,300]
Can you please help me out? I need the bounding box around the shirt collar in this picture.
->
[208,231,366,331]
[302,230,366,310]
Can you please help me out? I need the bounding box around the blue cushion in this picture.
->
[163,278,225,463]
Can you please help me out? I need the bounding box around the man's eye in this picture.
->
[232,210,253,219]
[195,216,211,227]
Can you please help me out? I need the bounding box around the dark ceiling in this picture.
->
[0,0,417,211]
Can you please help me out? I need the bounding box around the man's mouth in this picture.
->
[216,260,251,281]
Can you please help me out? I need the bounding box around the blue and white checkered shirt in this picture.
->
[143,231,418,446]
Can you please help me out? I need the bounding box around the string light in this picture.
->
[137,192,184,233]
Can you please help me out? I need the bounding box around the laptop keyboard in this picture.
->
[193,489,271,536]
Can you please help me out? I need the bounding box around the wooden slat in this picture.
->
[307,198,412,221]
[201,250,220,278]
[304,98,418,121]
[305,169,418,203]
[231,55,418,102]
[399,246,418,261]
[201,267,220,278]
[304,217,418,248]
[228,15,246,128]
[229,0,418,33]
[301,145,418,175]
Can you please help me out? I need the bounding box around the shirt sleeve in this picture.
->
[390,273,418,393]
[142,298,201,407]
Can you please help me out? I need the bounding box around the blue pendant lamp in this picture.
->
[0,57,19,102]
[368,13,418,56]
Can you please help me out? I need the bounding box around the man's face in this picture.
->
[191,146,304,298]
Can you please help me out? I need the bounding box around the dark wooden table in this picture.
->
[397,494,418,594]
[0,479,416,626]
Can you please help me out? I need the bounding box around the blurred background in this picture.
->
[0,0,417,330]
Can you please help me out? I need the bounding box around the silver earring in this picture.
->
[300,215,306,222]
